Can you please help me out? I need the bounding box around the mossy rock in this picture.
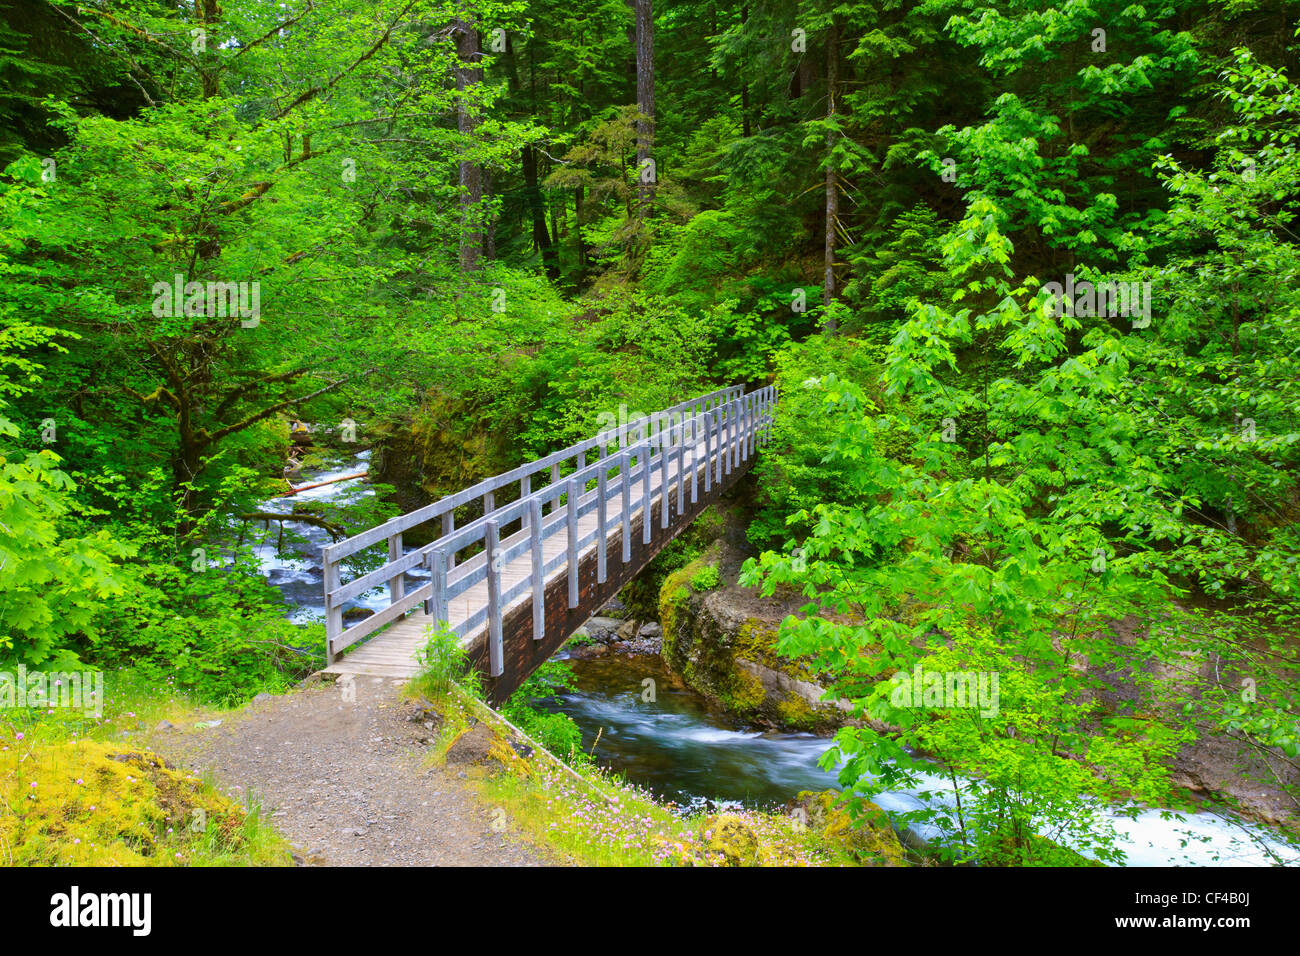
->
[658,553,840,731]
[0,741,264,866]
[667,813,768,867]
[793,790,907,866]
[620,505,731,620]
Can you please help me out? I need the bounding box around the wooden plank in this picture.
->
[689,441,698,504]
[704,407,712,492]
[621,450,632,563]
[426,548,448,622]
[387,533,404,603]
[660,435,670,528]
[566,478,579,608]
[324,558,342,664]
[676,430,685,514]
[597,466,608,583]
[442,511,456,570]
[641,443,652,544]
[529,497,544,639]
[485,518,503,677]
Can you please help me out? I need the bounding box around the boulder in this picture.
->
[584,617,623,643]
[658,541,848,731]
[792,790,907,866]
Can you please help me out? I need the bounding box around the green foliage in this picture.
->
[501,659,584,762]
[747,332,890,549]
[742,53,1300,860]
[415,622,482,700]
[687,564,721,592]
[0,418,130,668]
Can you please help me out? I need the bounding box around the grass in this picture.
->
[0,668,294,866]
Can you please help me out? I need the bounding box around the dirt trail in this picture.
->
[152,676,555,867]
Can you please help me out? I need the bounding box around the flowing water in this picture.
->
[260,450,1299,867]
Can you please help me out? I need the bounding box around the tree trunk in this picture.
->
[740,5,750,136]
[634,0,655,217]
[823,18,840,333]
[454,16,483,272]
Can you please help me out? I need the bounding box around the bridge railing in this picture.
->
[322,384,778,667]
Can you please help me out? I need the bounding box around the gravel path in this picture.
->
[151,676,556,867]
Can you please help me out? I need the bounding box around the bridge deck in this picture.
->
[318,385,776,697]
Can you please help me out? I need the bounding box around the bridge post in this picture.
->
[387,533,404,604]
[660,428,671,528]
[425,547,448,623]
[675,417,685,514]
[734,398,743,468]
[566,478,579,608]
[520,474,531,531]
[528,497,544,640]
[441,511,456,572]
[689,423,698,504]
[597,466,608,584]
[620,450,632,562]
[485,519,503,677]
[743,393,752,460]
[641,441,652,544]
[725,401,735,475]
[324,556,341,666]
[704,407,713,493]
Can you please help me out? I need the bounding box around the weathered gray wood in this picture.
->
[485,518,503,676]
[704,408,713,492]
[324,558,342,664]
[620,450,632,562]
[689,442,698,504]
[427,548,448,621]
[387,533,404,603]
[528,497,544,640]
[742,395,750,462]
[596,466,608,584]
[660,437,670,528]
[442,511,456,570]
[676,426,685,514]
[728,400,738,473]
[332,582,431,657]
[566,478,580,607]
[642,444,652,544]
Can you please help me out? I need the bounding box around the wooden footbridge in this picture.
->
[320,384,777,702]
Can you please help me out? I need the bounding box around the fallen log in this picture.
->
[237,511,347,540]
[278,471,368,496]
